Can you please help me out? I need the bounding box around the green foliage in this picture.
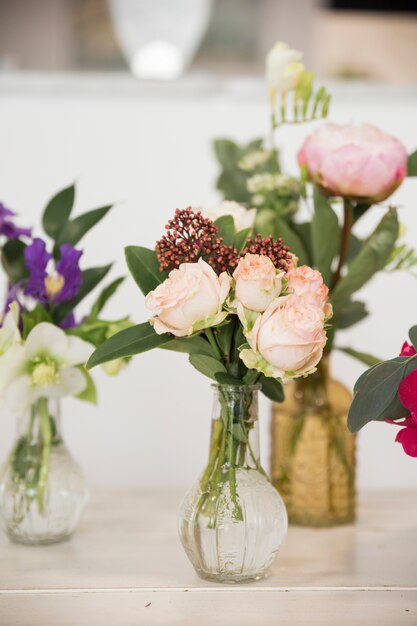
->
[233,228,252,254]
[213,138,265,202]
[311,187,340,284]
[189,354,227,381]
[409,325,417,350]
[55,205,112,248]
[42,184,75,241]
[54,264,112,324]
[386,242,417,275]
[1,239,28,283]
[125,246,166,296]
[76,368,97,404]
[275,77,331,126]
[335,346,381,367]
[87,322,171,368]
[407,149,417,176]
[273,218,309,265]
[161,335,215,358]
[331,208,399,316]
[336,300,369,329]
[258,374,284,402]
[348,356,417,432]
[214,215,235,245]
[21,305,53,339]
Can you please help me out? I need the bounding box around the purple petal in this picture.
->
[0,202,31,240]
[60,312,78,330]
[54,244,83,303]
[23,238,51,302]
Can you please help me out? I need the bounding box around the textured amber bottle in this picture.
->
[271,357,356,527]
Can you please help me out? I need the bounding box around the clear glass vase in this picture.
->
[178,384,287,583]
[271,356,356,527]
[0,398,88,545]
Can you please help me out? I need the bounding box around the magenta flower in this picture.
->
[400,341,417,357]
[24,238,83,304]
[387,369,417,458]
[0,203,31,240]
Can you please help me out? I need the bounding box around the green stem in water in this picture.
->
[205,328,222,361]
[37,398,52,514]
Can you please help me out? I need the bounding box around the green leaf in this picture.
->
[214,215,235,245]
[407,150,417,176]
[291,222,313,264]
[76,368,97,404]
[42,184,75,241]
[311,186,340,284]
[161,335,215,357]
[332,208,399,315]
[188,354,227,381]
[336,346,381,367]
[215,322,235,357]
[213,137,264,202]
[87,322,170,368]
[125,246,166,296]
[274,218,309,265]
[89,277,125,319]
[1,239,28,283]
[54,264,112,324]
[215,372,244,386]
[336,300,369,329]
[409,325,417,351]
[233,228,252,254]
[55,205,112,247]
[21,305,53,339]
[259,374,284,402]
[232,423,248,442]
[348,357,410,432]
[346,234,363,264]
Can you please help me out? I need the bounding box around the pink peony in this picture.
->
[297,122,408,203]
[387,369,417,458]
[233,254,284,313]
[145,258,230,337]
[240,295,327,380]
[286,265,332,318]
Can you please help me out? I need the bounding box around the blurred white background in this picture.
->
[0,0,416,491]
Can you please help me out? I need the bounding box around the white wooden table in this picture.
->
[0,490,415,625]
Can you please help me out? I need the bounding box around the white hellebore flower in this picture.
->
[201,201,256,233]
[266,42,305,104]
[0,302,21,355]
[0,322,94,416]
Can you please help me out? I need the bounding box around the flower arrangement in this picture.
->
[348,327,417,458]
[0,184,129,537]
[87,205,331,581]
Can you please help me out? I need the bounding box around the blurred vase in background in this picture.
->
[271,357,356,527]
[0,399,88,545]
[107,0,213,79]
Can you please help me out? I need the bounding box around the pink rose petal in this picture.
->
[395,426,417,458]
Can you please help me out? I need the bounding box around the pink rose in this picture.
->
[298,122,407,202]
[240,295,327,380]
[287,265,332,318]
[233,254,284,312]
[145,258,231,337]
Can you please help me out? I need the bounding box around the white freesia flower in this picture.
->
[0,322,94,416]
[266,42,305,104]
[201,201,256,232]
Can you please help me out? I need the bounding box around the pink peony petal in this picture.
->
[398,370,417,413]
[395,426,417,458]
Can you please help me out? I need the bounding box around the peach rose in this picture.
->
[287,265,332,318]
[297,122,407,203]
[240,295,327,380]
[233,254,284,313]
[145,259,230,338]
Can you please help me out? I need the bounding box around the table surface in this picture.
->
[0,490,416,625]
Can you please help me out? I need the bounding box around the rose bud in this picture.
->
[233,254,284,313]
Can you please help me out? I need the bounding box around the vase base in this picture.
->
[195,569,267,584]
[6,531,72,546]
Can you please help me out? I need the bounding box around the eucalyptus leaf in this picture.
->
[215,372,244,386]
[409,325,417,351]
[42,184,75,241]
[311,186,340,284]
[87,322,170,368]
[125,246,166,296]
[336,300,369,329]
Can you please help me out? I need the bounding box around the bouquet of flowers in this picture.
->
[0,185,129,543]
[348,327,417,458]
[88,206,331,581]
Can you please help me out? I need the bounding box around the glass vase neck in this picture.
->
[17,398,62,442]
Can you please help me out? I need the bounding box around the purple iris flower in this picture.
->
[0,202,31,240]
[24,238,83,304]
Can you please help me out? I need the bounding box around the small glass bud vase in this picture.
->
[0,398,88,545]
[178,384,287,583]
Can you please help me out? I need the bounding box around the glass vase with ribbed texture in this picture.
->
[0,399,88,545]
[271,357,356,527]
[178,384,287,583]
